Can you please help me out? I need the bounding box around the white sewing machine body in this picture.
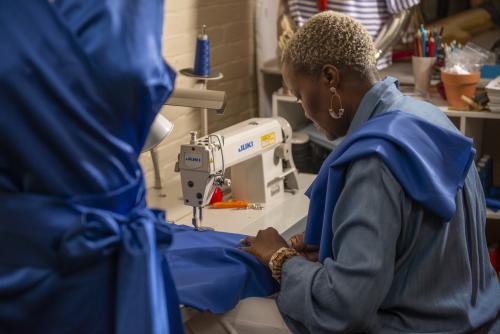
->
[177,117,299,210]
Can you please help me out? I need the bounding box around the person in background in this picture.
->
[185,11,500,334]
[286,0,420,69]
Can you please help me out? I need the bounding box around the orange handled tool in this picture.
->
[211,201,263,210]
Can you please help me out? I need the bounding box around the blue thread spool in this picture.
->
[194,25,210,76]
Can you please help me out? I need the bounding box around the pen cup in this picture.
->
[412,56,436,97]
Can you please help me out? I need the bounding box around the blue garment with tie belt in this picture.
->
[0,0,184,332]
[305,111,476,261]
[0,1,276,333]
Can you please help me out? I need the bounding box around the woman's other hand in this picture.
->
[288,233,319,262]
[241,228,289,265]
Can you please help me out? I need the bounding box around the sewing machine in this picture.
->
[175,117,299,230]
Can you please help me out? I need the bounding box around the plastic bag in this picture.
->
[444,42,495,74]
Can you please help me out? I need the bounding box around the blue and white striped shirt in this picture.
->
[287,0,419,69]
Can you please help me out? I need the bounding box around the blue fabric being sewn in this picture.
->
[166,224,279,313]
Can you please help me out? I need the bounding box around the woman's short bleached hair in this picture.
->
[282,11,377,78]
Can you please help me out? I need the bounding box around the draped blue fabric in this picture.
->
[166,224,279,313]
[305,111,476,262]
[0,1,183,333]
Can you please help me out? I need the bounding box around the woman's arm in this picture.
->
[277,156,403,333]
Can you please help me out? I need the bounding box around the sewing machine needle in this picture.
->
[192,207,198,230]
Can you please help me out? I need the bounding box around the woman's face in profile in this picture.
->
[282,63,342,140]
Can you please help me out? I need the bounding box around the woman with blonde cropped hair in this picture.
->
[186,11,500,334]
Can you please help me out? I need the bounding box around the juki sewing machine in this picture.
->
[175,117,299,230]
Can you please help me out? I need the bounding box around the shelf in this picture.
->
[264,61,493,88]
[405,94,500,120]
[380,61,491,88]
[274,90,500,120]
[443,110,500,119]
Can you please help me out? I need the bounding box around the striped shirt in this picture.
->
[287,0,419,69]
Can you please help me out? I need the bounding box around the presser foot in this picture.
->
[192,207,214,231]
[193,226,214,232]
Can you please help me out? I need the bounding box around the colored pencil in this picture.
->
[417,31,422,57]
[421,26,426,57]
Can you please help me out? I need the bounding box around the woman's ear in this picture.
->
[321,64,339,88]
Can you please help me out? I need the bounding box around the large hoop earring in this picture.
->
[328,87,344,119]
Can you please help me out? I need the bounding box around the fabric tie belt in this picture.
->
[0,176,183,333]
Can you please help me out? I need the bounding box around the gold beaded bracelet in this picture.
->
[268,247,299,283]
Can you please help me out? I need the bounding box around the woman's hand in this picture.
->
[288,233,319,262]
[241,227,289,265]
